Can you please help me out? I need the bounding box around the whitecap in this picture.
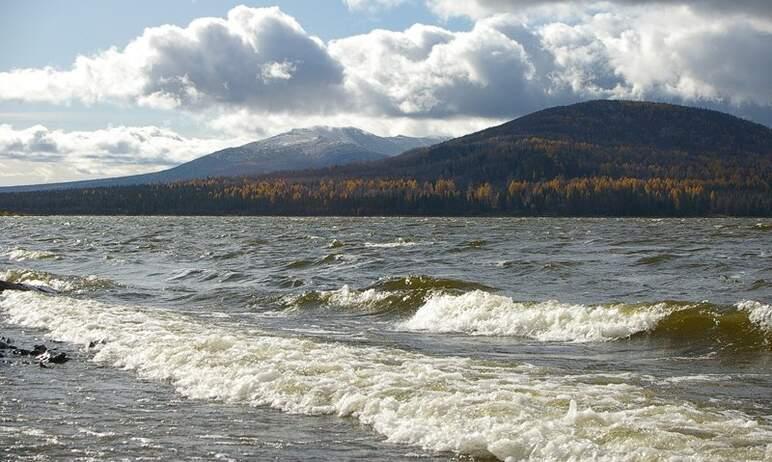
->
[737,300,772,330]
[399,290,671,342]
[1,291,771,461]
[6,248,59,261]
[364,238,419,248]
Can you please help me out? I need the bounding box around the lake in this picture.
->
[1,216,771,461]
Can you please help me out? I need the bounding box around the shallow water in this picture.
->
[0,216,770,461]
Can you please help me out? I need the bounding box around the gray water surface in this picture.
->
[1,217,770,461]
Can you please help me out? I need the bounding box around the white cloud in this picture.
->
[533,8,772,106]
[0,124,242,184]
[330,23,541,118]
[206,108,503,139]
[0,6,346,113]
[261,61,297,81]
[343,0,408,12]
[425,0,772,20]
[1,5,769,122]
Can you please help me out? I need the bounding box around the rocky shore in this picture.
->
[0,336,69,367]
[1,280,67,367]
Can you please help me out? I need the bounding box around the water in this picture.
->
[0,216,770,461]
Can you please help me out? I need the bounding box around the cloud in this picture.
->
[343,0,408,12]
[206,108,504,139]
[425,0,772,19]
[0,4,770,132]
[330,23,549,118]
[0,124,240,183]
[534,8,772,106]
[326,8,772,120]
[0,6,346,113]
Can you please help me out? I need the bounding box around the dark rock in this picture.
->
[32,344,47,355]
[48,352,69,364]
[0,336,70,367]
[88,339,107,348]
[0,280,33,292]
[0,280,57,294]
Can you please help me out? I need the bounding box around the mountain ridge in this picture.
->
[1,100,770,216]
[0,126,445,193]
[279,100,772,184]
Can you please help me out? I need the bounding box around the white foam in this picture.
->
[0,269,111,293]
[322,285,392,308]
[6,248,59,261]
[364,239,419,248]
[283,285,392,312]
[737,301,772,331]
[656,374,734,385]
[400,291,671,342]
[2,292,771,461]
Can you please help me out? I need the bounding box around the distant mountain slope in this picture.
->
[160,127,443,180]
[455,100,772,152]
[299,100,772,183]
[0,127,444,192]
[2,100,770,216]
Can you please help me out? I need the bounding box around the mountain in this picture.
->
[0,127,445,192]
[2,100,770,216]
[159,126,443,180]
[287,100,772,183]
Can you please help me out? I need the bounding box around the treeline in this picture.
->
[0,175,768,216]
[346,136,772,185]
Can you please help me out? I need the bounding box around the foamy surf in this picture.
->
[363,238,419,248]
[0,269,114,293]
[400,291,672,342]
[739,300,772,330]
[401,291,772,347]
[2,291,771,461]
[5,248,59,261]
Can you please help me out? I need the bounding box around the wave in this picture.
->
[166,268,205,281]
[283,276,493,315]
[5,248,60,261]
[400,291,671,342]
[328,239,345,249]
[0,269,115,293]
[448,239,487,253]
[363,238,418,248]
[282,285,393,313]
[400,291,772,349]
[634,254,679,266]
[284,253,350,270]
[2,291,771,461]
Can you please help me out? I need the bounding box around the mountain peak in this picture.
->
[454,99,772,154]
[0,125,443,192]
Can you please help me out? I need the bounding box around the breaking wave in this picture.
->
[283,275,493,314]
[363,238,418,248]
[0,269,115,293]
[5,248,60,261]
[400,291,772,350]
[2,291,771,461]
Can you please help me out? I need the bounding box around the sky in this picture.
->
[0,0,770,186]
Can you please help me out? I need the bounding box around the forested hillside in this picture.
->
[1,101,770,216]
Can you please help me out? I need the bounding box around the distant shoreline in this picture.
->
[1,213,769,219]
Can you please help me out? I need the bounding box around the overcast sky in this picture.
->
[1,0,770,185]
